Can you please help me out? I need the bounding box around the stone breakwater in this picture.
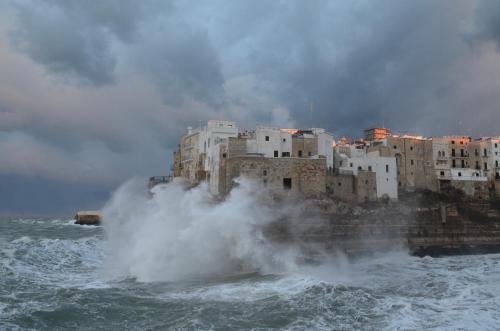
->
[263,191,500,257]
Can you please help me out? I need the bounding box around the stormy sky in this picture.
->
[1,0,500,215]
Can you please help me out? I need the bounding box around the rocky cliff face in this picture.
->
[263,190,500,257]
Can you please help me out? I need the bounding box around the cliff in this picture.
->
[263,190,500,257]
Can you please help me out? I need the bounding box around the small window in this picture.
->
[476,173,479,177]
[308,151,312,156]
[452,149,456,157]
[283,178,292,190]
[484,149,488,157]
[496,160,499,167]
[458,172,462,177]
[365,180,369,184]
[263,179,267,184]
[282,152,290,157]
[222,153,227,158]
[338,182,342,187]
[460,141,463,145]
[263,170,267,176]
[350,163,353,168]
[282,138,286,142]
[298,150,303,157]
[411,160,414,166]
[368,166,372,171]
[358,166,362,170]
[386,165,389,173]
[484,163,488,170]
[495,143,498,148]
[461,160,465,168]
[460,149,464,157]
[265,136,270,141]
[410,146,413,151]
[393,145,397,149]
[440,171,445,176]
[452,160,456,168]
[496,172,499,180]
[274,150,278,157]
[398,181,402,187]
[452,141,455,144]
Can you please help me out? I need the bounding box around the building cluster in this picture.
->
[171,121,500,202]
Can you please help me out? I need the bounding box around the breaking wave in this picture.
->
[102,178,300,282]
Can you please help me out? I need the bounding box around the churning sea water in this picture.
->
[1,217,500,331]
[2,180,500,330]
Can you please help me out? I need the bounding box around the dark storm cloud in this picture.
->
[471,0,500,48]
[9,0,168,85]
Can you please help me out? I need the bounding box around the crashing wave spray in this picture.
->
[101,178,300,282]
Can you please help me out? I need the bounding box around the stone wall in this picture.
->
[439,179,491,200]
[224,156,326,198]
[292,136,318,157]
[326,172,377,202]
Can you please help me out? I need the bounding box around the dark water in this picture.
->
[1,218,500,330]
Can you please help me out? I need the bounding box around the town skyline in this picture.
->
[2,1,500,215]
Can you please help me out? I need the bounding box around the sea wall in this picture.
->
[263,191,500,257]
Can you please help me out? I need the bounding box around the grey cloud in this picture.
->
[9,0,168,85]
[471,0,500,49]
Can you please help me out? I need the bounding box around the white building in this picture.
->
[335,148,398,200]
[245,126,293,157]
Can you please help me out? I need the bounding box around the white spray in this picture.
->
[101,178,300,282]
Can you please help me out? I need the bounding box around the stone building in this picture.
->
[367,135,436,193]
[222,156,327,198]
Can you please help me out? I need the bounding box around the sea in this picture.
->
[2,180,500,330]
[1,217,500,331]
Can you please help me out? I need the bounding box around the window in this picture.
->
[338,182,342,187]
[298,150,303,157]
[484,149,488,157]
[208,138,210,147]
[393,145,397,149]
[476,173,480,177]
[282,138,286,142]
[368,166,372,171]
[265,136,270,141]
[358,166,362,170]
[485,163,488,170]
[461,160,465,168]
[496,160,499,167]
[263,170,267,176]
[496,172,500,180]
[340,161,343,166]
[476,161,479,169]
[386,165,389,173]
[452,141,455,144]
[282,152,290,157]
[411,160,414,166]
[222,153,227,158]
[452,160,456,168]
[475,149,478,156]
[308,152,312,156]
[440,171,445,176]
[495,143,498,148]
[283,178,292,190]
[274,150,278,157]
[452,149,456,157]
[350,163,353,168]
[460,149,464,157]
[460,141,463,145]
[263,179,267,184]
[458,172,462,177]
[410,146,413,151]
